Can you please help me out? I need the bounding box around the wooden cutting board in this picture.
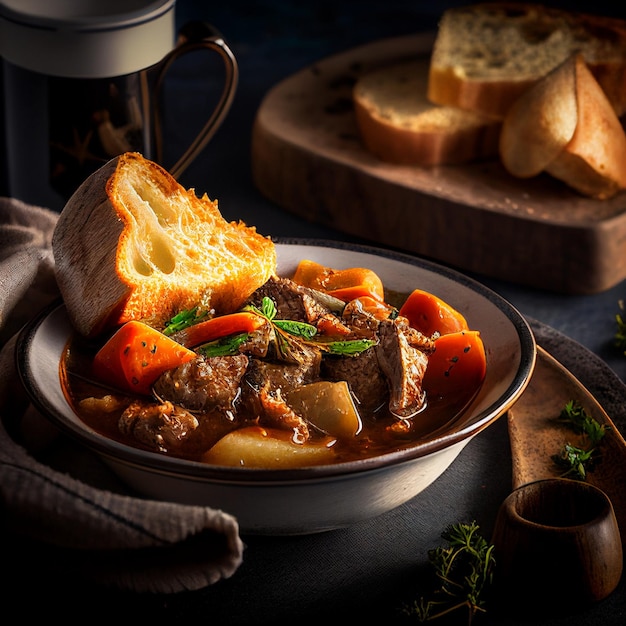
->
[251,33,626,294]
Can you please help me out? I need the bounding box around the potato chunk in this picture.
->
[287,381,362,439]
[202,426,336,468]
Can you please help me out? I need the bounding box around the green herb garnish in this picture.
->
[551,400,607,480]
[245,296,375,357]
[324,338,377,355]
[168,297,376,359]
[162,307,210,336]
[196,333,251,357]
[273,319,318,339]
[244,298,318,339]
[557,399,609,445]
[552,443,595,480]
[402,521,496,623]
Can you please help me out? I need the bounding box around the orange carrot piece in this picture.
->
[172,311,267,348]
[315,314,352,337]
[292,259,385,302]
[325,284,383,302]
[399,288,469,337]
[92,321,197,396]
[423,330,487,400]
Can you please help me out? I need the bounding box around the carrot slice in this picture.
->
[315,314,352,337]
[172,311,267,348]
[399,289,469,337]
[292,259,385,302]
[92,321,197,396]
[423,330,487,400]
[326,284,383,302]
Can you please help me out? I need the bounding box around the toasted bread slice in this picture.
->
[428,3,626,119]
[500,54,626,199]
[499,53,578,178]
[353,59,501,166]
[53,152,277,337]
[546,56,626,199]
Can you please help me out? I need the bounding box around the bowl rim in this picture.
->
[16,238,536,483]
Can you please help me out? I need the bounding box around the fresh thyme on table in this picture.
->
[551,400,609,480]
[401,521,496,624]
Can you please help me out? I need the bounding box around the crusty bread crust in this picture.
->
[428,3,626,118]
[53,153,277,337]
[547,56,626,199]
[500,54,626,199]
[428,67,536,121]
[353,60,501,165]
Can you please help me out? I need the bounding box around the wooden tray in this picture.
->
[508,347,626,547]
[251,33,626,294]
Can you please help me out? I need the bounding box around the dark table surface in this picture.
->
[2,1,626,623]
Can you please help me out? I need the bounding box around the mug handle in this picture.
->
[152,22,238,179]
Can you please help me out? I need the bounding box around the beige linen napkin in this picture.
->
[0,197,244,593]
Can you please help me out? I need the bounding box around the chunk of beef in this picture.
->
[153,354,248,414]
[244,340,321,392]
[234,322,273,357]
[329,302,434,419]
[119,399,199,453]
[341,297,385,336]
[249,276,335,324]
[257,384,310,443]
[375,319,430,419]
[395,316,436,354]
[241,342,322,440]
[321,347,388,415]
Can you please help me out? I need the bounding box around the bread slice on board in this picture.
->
[53,152,277,337]
[428,3,626,119]
[500,54,626,199]
[353,59,501,165]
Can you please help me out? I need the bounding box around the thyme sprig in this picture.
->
[402,521,496,624]
[166,298,376,358]
[551,400,608,480]
[246,297,376,357]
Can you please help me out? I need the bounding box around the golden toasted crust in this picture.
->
[53,153,277,337]
[547,56,626,199]
[500,54,626,199]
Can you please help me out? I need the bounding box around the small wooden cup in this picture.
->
[491,478,623,609]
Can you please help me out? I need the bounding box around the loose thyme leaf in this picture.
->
[261,297,276,320]
[552,444,594,480]
[273,319,318,339]
[325,338,377,356]
[558,400,608,446]
[552,400,607,480]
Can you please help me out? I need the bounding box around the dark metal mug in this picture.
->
[0,0,238,210]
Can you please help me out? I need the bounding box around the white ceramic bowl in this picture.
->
[17,240,536,535]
